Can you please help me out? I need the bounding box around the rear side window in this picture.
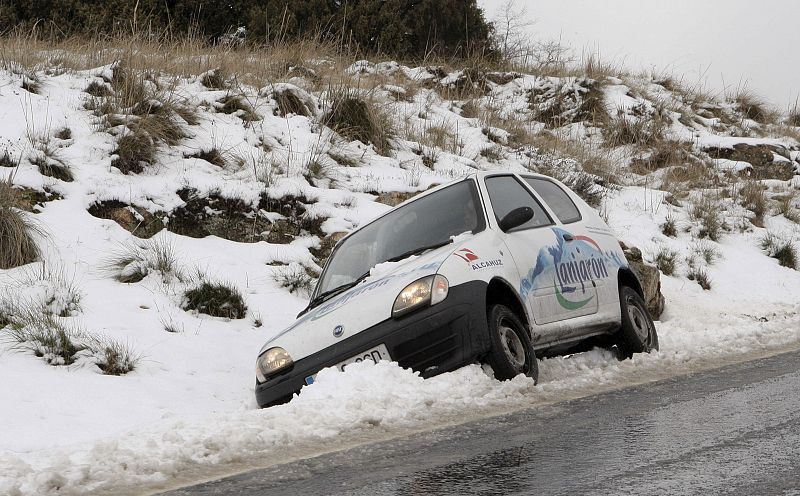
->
[523,177,582,224]
[485,175,552,230]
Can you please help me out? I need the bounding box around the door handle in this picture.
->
[562,233,574,241]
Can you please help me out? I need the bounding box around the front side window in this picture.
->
[316,180,485,295]
[523,177,582,224]
[485,175,552,231]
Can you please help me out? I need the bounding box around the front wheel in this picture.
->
[614,286,659,359]
[484,304,539,383]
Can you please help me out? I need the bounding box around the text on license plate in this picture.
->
[304,344,391,385]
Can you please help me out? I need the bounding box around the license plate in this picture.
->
[304,344,391,385]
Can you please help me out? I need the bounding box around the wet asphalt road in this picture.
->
[161,350,800,496]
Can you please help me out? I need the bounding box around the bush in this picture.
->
[324,88,393,156]
[0,181,41,269]
[183,281,247,319]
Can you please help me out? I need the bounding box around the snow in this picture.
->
[0,58,799,496]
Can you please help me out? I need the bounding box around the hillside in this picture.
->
[1,43,800,495]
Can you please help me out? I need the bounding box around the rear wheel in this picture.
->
[614,286,659,359]
[485,304,538,383]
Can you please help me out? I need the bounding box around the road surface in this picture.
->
[160,349,800,495]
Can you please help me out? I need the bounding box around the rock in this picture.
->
[373,191,419,207]
[620,242,666,319]
[703,143,796,180]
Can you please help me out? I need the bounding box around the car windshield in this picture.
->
[315,180,485,297]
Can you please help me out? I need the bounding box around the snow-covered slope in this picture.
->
[1,57,799,495]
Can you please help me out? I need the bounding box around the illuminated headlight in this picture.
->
[392,275,449,317]
[255,347,293,383]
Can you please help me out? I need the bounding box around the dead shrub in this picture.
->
[528,77,607,127]
[324,87,393,155]
[661,214,677,237]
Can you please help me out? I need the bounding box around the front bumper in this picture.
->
[255,281,488,407]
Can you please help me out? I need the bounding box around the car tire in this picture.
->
[485,304,539,383]
[614,285,659,359]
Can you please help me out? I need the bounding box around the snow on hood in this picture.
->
[259,240,464,360]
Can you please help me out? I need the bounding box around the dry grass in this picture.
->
[527,131,618,185]
[112,131,156,174]
[689,195,723,241]
[0,181,41,269]
[737,181,768,227]
[324,86,394,156]
[603,112,667,148]
[787,106,800,127]
[729,89,778,125]
[270,85,316,117]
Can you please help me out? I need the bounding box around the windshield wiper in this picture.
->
[303,270,372,313]
[385,239,453,263]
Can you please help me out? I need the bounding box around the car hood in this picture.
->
[259,242,463,361]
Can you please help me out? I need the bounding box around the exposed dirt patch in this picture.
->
[258,193,326,244]
[168,188,269,242]
[13,187,63,212]
[87,200,165,238]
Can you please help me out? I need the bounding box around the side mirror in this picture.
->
[499,206,534,232]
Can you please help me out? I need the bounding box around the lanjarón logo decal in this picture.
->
[520,228,626,310]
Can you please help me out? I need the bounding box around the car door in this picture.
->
[483,175,599,339]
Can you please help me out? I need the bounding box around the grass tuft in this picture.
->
[183,281,247,319]
[661,214,677,237]
[111,131,156,174]
[759,232,798,269]
[272,265,315,296]
[687,267,712,290]
[324,87,393,156]
[185,148,226,167]
[0,181,41,269]
[653,247,679,276]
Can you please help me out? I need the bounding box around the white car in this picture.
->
[255,172,658,407]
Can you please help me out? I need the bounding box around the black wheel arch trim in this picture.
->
[486,277,531,328]
[617,267,644,299]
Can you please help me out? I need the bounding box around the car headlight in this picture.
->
[392,275,449,317]
[256,347,293,383]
